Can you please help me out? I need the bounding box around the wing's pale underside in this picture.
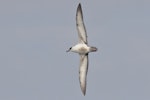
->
[76,3,88,44]
[79,54,88,95]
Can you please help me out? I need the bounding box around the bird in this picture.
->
[66,3,97,95]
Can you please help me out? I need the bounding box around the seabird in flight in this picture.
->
[67,3,97,95]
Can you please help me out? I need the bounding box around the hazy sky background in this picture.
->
[0,0,150,100]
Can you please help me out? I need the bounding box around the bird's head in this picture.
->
[66,47,72,52]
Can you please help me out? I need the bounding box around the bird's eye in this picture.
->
[70,47,72,50]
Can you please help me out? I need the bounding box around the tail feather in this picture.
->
[90,47,97,52]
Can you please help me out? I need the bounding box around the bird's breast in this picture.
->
[73,44,89,54]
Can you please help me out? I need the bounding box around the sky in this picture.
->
[0,0,150,100]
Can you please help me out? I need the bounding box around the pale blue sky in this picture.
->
[0,0,150,100]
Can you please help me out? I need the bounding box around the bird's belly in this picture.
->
[75,47,89,54]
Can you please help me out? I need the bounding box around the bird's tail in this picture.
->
[90,47,97,52]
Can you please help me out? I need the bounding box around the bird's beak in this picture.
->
[66,49,70,52]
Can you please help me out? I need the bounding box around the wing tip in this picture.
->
[80,80,87,96]
[80,84,86,96]
[78,3,81,8]
[77,3,82,12]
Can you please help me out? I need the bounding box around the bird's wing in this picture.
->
[79,54,88,95]
[76,3,88,44]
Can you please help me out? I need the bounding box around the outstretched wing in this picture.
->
[79,54,88,95]
[76,3,88,44]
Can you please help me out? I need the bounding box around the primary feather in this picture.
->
[76,3,88,44]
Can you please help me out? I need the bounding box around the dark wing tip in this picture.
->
[81,85,86,96]
[78,3,81,7]
[80,80,86,95]
[76,3,83,23]
[77,3,82,12]
[83,90,86,96]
